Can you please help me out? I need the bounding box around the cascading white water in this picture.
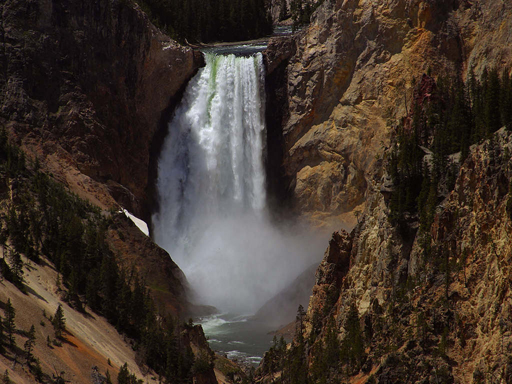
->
[153,52,323,314]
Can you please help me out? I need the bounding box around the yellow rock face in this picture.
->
[267,0,512,228]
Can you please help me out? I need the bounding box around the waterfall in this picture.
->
[153,52,323,314]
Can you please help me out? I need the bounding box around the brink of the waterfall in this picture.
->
[152,52,323,315]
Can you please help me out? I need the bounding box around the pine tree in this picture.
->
[24,325,36,365]
[295,304,306,339]
[85,269,100,311]
[484,68,501,134]
[341,301,365,369]
[31,358,44,382]
[4,299,16,348]
[130,275,146,333]
[100,255,119,323]
[0,313,4,354]
[324,317,340,368]
[105,370,113,384]
[8,250,23,287]
[52,304,65,339]
[279,0,288,20]
[501,69,512,130]
[2,370,10,384]
[117,363,138,384]
[118,363,129,384]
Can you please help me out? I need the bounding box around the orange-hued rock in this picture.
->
[259,1,512,379]
[0,252,156,384]
[278,129,512,383]
[264,0,512,228]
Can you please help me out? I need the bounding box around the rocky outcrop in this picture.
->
[279,128,512,383]
[264,0,512,228]
[0,0,203,218]
[182,325,218,384]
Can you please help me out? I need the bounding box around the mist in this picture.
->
[152,52,329,315]
[168,212,327,314]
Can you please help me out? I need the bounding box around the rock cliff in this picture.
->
[286,128,512,383]
[259,1,512,382]
[264,0,512,228]
[0,0,203,218]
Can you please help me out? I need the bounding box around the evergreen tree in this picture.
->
[290,0,303,29]
[135,0,273,43]
[309,340,327,384]
[0,313,4,354]
[501,69,512,130]
[105,370,113,384]
[52,304,66,339]
[4,299,16,348]
[447,78,472,157]
[30,358,44,382]
[8,250,23,287]
[85,269,101,311]
[278,0,288,20]
[24,325,36,365]
[324,317,340,368]
[100,255,119,323]
[295,304,306,338]
[2,370,10,384]
[130,275,147,334]
[117,363,129,384]
[484,68,502,134]
[117,363,139,384]
[341,301,365,369]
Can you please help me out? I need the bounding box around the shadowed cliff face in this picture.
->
[264,0,512,228]
[0,0,211,341]
[0,0,203,217]
[0,3,218,381]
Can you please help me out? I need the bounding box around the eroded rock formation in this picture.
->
[259,1,512,382]
[294,128,512,383]
[264,0,512,228]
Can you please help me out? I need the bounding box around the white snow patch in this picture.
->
[121,209,149,236]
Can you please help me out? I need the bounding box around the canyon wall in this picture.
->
[265,0,512,228]
[294,128,512,383]
[260,0,512,382]
[0,0,203,218]
[0,1,217,382]
[0,0,205,313]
